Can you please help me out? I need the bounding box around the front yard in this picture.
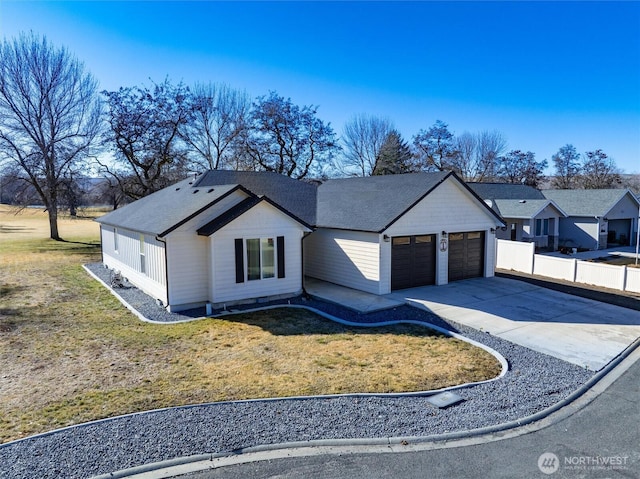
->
[0,206,500,444]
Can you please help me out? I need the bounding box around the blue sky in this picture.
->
[1,1,639,173]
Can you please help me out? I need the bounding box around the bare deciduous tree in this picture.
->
[101,79,191,199]
[0,33,102,239]
[181,82,250,171]
[242,92,340,179]
[551,144,581,189]
[412,120,457,172]
[340,114,394,176]
[580,149,621,189]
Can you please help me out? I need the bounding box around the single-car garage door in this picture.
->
[448,231,485,282]
[391,235,436,290]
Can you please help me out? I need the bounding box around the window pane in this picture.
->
[467,232,482,240]
[415,235,432,243]
[449,233,464,241]
[543,219,549,235]
[247,239,261,281]
[535,219,541,236]
[261,238,275,279]
[392,236,410,246]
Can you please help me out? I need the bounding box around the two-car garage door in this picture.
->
[391,231,485,290]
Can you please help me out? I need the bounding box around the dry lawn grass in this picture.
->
[0,206,501,444]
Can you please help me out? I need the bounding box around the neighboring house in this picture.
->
[467,183,566,250]
[542,189,640,250]
[96,170,505,311]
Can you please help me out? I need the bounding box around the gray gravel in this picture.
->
[0,264,594,479]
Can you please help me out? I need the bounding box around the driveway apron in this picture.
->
[387,276,640,371]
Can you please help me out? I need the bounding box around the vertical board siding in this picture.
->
[496,240,639,292]
[100,226,167,304]
[495,239,535,273]
[211,202,308,304]
[575,261,625,289]
[304,228,382,294]
[626,268,640,293]
[533,254,576,281]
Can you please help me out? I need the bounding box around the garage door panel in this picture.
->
[448,231,485,282]
[391,234,436,290]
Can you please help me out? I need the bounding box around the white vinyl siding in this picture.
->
[384,178,499,289]
[100,225,167,304]
[163,190,249,309]
[210,202,308,304]
[304,228,382,294]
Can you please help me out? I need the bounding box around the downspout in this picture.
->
[301,230,312,298]
[636,210,640,266]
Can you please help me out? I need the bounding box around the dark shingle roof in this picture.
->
[196,197,262,236]
[95,179,242,236]
[194,170,317,225]
[97,170,505,236]
[542,189,640,217]
[316,171,502,232]
[467,182,545,200]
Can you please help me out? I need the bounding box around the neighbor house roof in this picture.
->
[467,182,546,200]
[194,170,318,226]
[492,199,566,219]
[542,189,640,217]
[316,171,504,232]
[95,179,244,236]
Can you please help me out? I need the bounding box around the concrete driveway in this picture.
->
[387,276,640,371]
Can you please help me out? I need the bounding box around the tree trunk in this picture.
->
[48,207,60,240]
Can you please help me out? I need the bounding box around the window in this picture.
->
[449,233,464,241]
[467,232,482,240]
[114,228,119,252]
[392,236,410,246]
[235,237,285,283]
[415,235,432,243]
[139,234,145,274]
[246,237,276,281]
[535,219,549,236]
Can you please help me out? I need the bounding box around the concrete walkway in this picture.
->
[304,277,403,313]
[387,276,640,371]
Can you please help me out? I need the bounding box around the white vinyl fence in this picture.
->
[496,239,640,293]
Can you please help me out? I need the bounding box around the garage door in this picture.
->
[607,219,631,246]
[448,231,485,282]
[391,235,436,290]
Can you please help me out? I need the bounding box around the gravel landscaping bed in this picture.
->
[0,263,595,479]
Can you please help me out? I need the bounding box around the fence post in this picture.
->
[528,241,535,274]
[572,258,578,282]
[621,265,628,291]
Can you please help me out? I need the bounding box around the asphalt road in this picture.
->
[175,351,640,479]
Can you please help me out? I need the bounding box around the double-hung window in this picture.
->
[139,234,146,274]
